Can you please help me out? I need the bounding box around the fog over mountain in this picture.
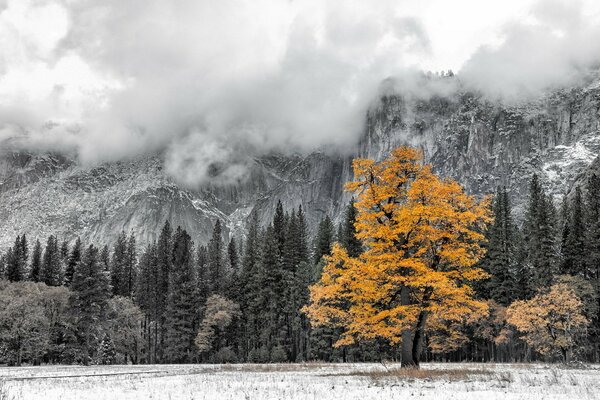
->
[1,0,599,186]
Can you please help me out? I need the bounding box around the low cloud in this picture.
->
[460,0,600,101]
[0,0,431,185]
[1,0,600,185]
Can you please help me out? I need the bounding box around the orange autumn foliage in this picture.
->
[506,283,589,362]
[303,146,492,350]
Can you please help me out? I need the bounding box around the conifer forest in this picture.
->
[1,146,598,368]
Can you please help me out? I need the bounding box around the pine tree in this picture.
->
[69,245,111,365]
[561,187,587,277]
[20,235,28,277]
[135,242,160,363]
[522,174,557,291]
[257,225,285,358]
[6,235,25,282]
[240,212,261,357]
[156,220,172,362]
[227,239,239,277]
[585,173,600,357]
[481,187,518,305]
[313,215,334,265]
[0,253,6,279]
[207,220,225,294]
[110,231,128,296]
[340,198,362,257]
[125,232,137,297]
[41,235,62,286]
[164,227,197,363]
[100,245,110,272]
[98,333,116,365]
[273,200,286,253]
[60,240,69,264]
[65,237,82,286]
[29,239,42,282]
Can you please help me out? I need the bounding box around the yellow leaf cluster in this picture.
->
[506,283,589,357]
[303,146,492,349]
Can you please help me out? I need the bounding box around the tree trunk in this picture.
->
[400,286,417,368]
[411,311,428,368]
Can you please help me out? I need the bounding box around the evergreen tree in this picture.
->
[0,252,6,279]
[164,227,197,363]
[100,245,110,272]
[20,235,28,277]
[135,242,160,363]
[207,220,225,294]
[156,220,172,362]
[587,173,600,280]
[481,187,518,305]
[561,187,587,277]
[522,174,557,291]
[340,198,362,257]
[313,215,334,265]
[65,237,82,286]
[240,212,261,357]
[273,200,286,253]
[110,231,128,296]
[6,235,26,282]
[69,245,111,365]
[29,239,42,282]
[227,239,239,276]
[98,333,116,365]
[41,235,62,286]
[257,225,285,358]
[125,232,137,297]
[60,240,69,263]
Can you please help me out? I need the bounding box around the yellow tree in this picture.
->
[506,282,589,363]
[303,146,491,368]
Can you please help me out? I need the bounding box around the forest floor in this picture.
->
[0,362,599,399]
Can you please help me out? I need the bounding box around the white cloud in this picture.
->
[1,0,600,185]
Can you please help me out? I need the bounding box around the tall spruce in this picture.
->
[207,220,225,294]
[110,231,128,296]
[100,245,110,272]
[125,232,137,297]
[69,245,111,365]
[29,239,42,282]
[41,235,62,286]
[481,187,517,305]
[561,187,587,277]
[240,212,261,356]
[135,242,160,363]
[6,235,27,282]
[227,239,239,277]
[164,227,197,363]
[340,198,362,257]
[156,220,172,362]
[273,200,286,253]
[522,174,557,291]
[313,215,334,265]
[65,237,82,286]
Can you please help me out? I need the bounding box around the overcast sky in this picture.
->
[1,0,600,185]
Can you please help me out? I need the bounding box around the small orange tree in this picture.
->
[506,282,589,363]
[303,146,491,367]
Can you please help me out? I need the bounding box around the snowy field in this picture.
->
[0,362,599,400]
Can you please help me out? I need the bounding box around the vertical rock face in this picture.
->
[2,79,600,249]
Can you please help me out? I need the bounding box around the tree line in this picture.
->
[0,147,599,366]
[0,199,372,365]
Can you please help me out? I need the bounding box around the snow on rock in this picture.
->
[3,77,600,249]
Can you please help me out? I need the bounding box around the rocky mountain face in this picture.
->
[2,77,600,250]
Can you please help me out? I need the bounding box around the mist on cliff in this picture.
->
[0,0,599,185]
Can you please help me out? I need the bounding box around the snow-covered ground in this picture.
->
[0,363,599,400]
